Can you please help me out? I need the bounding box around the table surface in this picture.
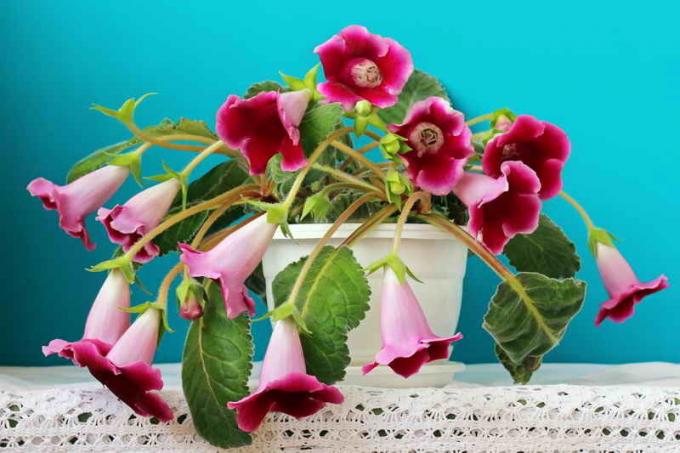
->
[3,362,680,452]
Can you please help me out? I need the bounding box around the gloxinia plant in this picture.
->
[28,25,668,448]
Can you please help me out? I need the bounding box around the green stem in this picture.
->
[559,191,595,230]
[466,113,494,127]
[284,192,379,308]
[391,192,429,254]
[341,204,398,247]
[312,163,384,196]
[123,184,259,260]
[181,140,225,178]
[156,262,184,309]
[331,139,386,180]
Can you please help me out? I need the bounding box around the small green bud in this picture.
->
[355,100,373,117]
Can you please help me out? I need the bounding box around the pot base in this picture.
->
[342,361,465,388]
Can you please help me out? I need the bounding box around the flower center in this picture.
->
[501,143,520,160]
[409,122,444,156]
[350,59,383,88]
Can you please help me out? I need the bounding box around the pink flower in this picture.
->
[363,268,463,378]
[228,319,343,432]
[27,165,129,250]
[179,295,203,320]
[216,90,311,175]
[482,115,570,200]
[179,216,277,319]
[97,179,180,263]
[453,161,542,254]
[315,25,413,110]
[390,97,473,195]
[594,243,669,325]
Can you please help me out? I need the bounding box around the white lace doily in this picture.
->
[2,364,680,452]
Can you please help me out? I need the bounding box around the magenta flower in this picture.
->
[27,165,129,250]
[315,25,413,110]
[453,161,542,254]
[179,216,277,319]
[482,115,570,200]
[363,268,463,378]
[216,90,311,175]
[97,179,180,263]
[594,243,669,325]
[228,319,343,432]
[390,97,474,195]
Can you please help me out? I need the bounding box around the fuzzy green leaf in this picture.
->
[244,81,284,98]
[504,215,581,278]
[484,273,586,383]
[299,102,344,155]
[182,282,252,448]
[154,160,251,254]
[272,246,371,383]
[378,70,449,124]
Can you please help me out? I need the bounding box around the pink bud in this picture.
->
[179,295,203,320]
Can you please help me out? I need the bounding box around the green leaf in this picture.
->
[272,246,371,383]
[244,81,284,98]
[154,160,251,254]
[495,345,543,384]
[299,102,344,155]
[182,282,252,448]
[378,70,449,124]
[66,118,217,183]
[483,273,586,384]
[503,215,581,278]
[245,263,266,304]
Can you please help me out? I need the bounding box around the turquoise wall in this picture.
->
[1,0,678,366]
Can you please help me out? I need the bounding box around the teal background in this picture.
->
[1,0,678,366]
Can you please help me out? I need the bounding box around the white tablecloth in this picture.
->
[2,362,680,451]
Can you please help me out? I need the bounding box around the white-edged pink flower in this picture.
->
[179,216,277,319]
[363,268,463,378]
[27,165,129,249]
[228,319,343,432]
[97,179,180,263]
[594,243,669,325]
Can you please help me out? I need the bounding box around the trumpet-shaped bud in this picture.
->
[594,242,669,325]
[315,25,413,110]
[363,268,463,378]
[97,179,180,263]
[27,165,129,249]
[216,90,311,175]
[228,319,343,432]
[179,216,277,319]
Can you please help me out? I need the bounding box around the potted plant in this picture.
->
[28,25,668,449]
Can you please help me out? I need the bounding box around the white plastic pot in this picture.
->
[262,223,468,387]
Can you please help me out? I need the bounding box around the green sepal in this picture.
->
[88,256,135,283]
[247,200,291,236]
[107,150,144,186]
[380,133,411,160]
[365,253,422,284]
[490,108,516,130]
[301,191,332,221]
[259,302,311,335]
[147,162,188,210]
[91,92,157,125]
[588,227,617,256]
[123,303,173,334]
[384,170,412,208]
[175,276,205,309]
[280,65,321,101]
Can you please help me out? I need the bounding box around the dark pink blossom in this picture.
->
[179,216,277,319]
[228,319,343,432]
[482,115,570,200]
[594,243,669,325]
[315,25,413,110]
[453,161,542,254]
[216,90,310,175]
[390,97,473,195]
[363,268,463,378]
[27,165,129,249]
[97,179,180,263]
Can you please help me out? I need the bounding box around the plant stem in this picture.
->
[191,202,231,248]
[391,192,429,254]
[284,192,379,307]
[123,184,259,260]
[364,130,383,142]
[341,204,398,247]
[559,191,595,230]
[357,141,380,154]
[181,140,225,178]
[156,262,184,309]
[331,139,386,180]
[312,163,384,196]
[466,113,494,127]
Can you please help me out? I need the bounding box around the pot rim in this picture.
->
[273,222,463,241]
